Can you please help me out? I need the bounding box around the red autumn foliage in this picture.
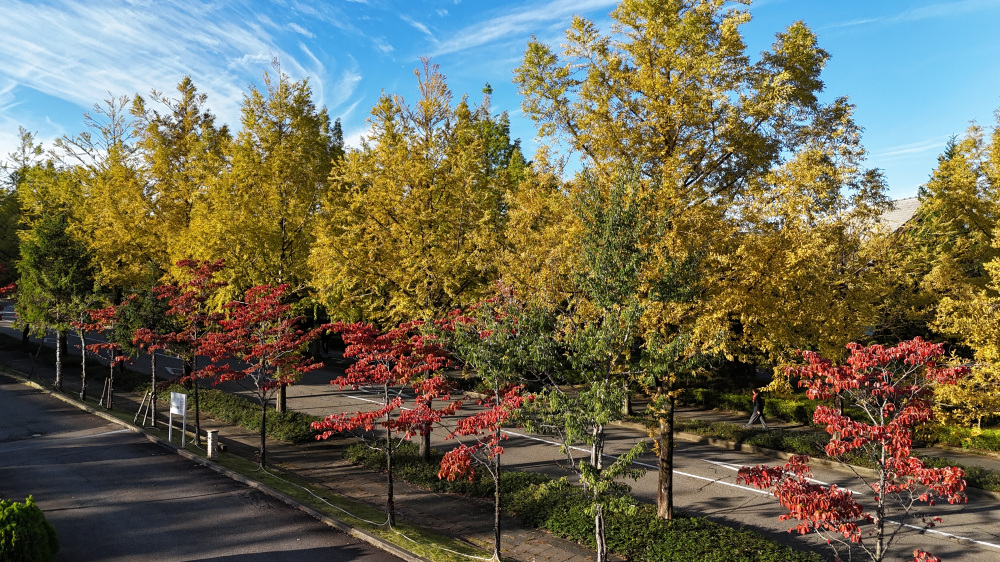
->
[0,262,15,297]
[311,320,460,526]
[72,298,136,368]
[198,283,329,467]
[738,338,969,562]
[141,259,227,446]
[148,259,227,380]
[199,284,328,392]
[72,297,137,408]
[433,295,534,483]
[312,321,459,440]
[438,384,528,482]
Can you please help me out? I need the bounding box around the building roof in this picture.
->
[879,196,920,232]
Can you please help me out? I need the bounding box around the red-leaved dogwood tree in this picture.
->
[153,259,226,446]
[738,338,969,562]
[199,283,329,467]
[433,294,536,562]
[73,298,135,407]
[312,321,459,527]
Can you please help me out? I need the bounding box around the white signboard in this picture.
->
[168,392,188,447]
[170,392,187,415]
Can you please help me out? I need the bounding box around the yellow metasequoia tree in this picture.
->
[931,114,1000,427]
[197,66,338,300]
[515,0,888,518]
[56,96,161,290]
[132,77,231,275]
[310,59,525,325]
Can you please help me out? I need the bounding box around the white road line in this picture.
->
[702,459,867,496]
[894,520,1000,550]
[500,429,775,496]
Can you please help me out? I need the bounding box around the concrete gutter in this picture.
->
[0,366,430,562]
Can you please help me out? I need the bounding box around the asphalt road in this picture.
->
[4,302,1000,561]
[0,373,401,562]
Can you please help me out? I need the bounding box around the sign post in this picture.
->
[168,391,188,447]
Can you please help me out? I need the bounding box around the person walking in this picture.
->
[745,389,767,429]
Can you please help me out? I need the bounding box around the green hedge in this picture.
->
[919,425,1000,452]
[676,420,831,457]
[681,389,818,425]
[159,385,319,443]
[345,443,821,561]
[0,496,59,562]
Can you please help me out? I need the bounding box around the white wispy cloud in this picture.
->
[288,22,314,38]
[874,136,951,160]
[0,0,364,148]
[373,37,395,55]
[893,0,1000,21]
[400,15,434,39]
[433,0,619,56]
[826,0,1000,29]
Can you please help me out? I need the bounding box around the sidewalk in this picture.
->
[0,338,601,562]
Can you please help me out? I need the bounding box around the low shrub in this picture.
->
[344,442,821,561]
[922,456,1000,492]
[159,385,319,443]
[676,420,830,457]
[716,393,752,414]
[0,496,59,562]
[764,399,816,425]
[684,388,719,408]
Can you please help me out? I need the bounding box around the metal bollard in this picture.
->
[207,430,219,460]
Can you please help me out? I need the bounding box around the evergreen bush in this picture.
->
[0,496,59,562]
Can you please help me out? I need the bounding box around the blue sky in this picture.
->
[1,0,998,199]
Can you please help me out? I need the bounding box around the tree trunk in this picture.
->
[193,356,202,447]
[107,351,115,410]
[492,449,502,562]
[419,398,432,462]
[591,424,605,470]
[657,391,675,520]
[385,383,396,527]
[78,331,87,401]
[386,425,396,527]
[622,381,632,416]
[276,383,286,413]
[595,501,607,562]
[58,331,68,362]
[875,448,887,562]
[21,325,29,346]
[148,352,157,426]
[259,397,267,468]
[54,330,64,390]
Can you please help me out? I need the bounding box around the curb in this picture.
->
[612,419,1000,502]
[0,366,430,562]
